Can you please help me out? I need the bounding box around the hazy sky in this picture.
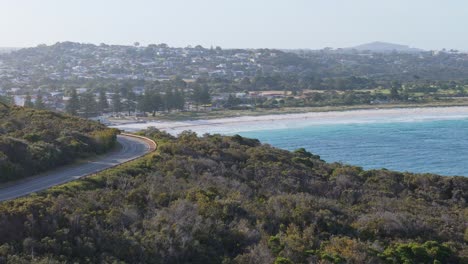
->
[0,0,466,50]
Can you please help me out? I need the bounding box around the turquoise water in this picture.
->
[238,119,468,176]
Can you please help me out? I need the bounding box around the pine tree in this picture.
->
[164,89,174,112]
[390,81,401,100]
[199,86,211,105]
[35,91,45,109]
[390,86,400,100]
[123,91,136,115]
[24,93,34,108]
[152,92,163,115]
[191,85,202,110]
[66,89,80,115]
[112,92,122,113]
[98,90,109,113]
[174,89,185,110]
[139,89,163,116]
[80,92,97,118]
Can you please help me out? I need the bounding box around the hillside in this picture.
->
[347,41,424,53]
[0,105,118,183]
[0,47,19,54]
[0,128,466,263]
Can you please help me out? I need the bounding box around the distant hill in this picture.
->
[346,41,424,53]
[0,47,21,54]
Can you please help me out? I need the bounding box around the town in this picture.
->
[2,42,468,120]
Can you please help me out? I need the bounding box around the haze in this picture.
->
[0,0,466,50]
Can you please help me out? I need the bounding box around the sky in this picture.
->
[0,0,466,50]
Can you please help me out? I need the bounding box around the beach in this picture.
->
[111,106,468,135]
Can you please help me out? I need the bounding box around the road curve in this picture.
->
[0,135,154,202]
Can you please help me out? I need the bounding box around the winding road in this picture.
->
[0,135,155,202]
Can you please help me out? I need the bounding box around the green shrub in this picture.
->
[0,107,118,182]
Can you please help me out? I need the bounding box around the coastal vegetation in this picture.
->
[0,128,466,263]
[0,105,118,183]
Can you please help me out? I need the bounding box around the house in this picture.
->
[235,92,248,98]
[132,86,145,95]
[9,88,21,94]
[76,88,88,94]
[255,91,288,99]
[49,92,64,98]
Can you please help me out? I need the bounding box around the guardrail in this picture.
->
[65,133,157,180]
[0,133,158,203]
[0,133,159,201]
[121,133,157,152]
[67,133,157,181]
[72,133,157,180]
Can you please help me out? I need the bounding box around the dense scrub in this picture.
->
[0,106,118,182]
[0,128,466,263]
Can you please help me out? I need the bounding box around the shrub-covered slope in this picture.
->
[0,129,466,263]
[0,106,118,182]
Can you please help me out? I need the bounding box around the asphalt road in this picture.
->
[0,135,153,202]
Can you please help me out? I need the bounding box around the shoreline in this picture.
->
[108,101,468,123]
[111,105,468,135]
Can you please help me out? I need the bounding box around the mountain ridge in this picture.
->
[345,41,424,53]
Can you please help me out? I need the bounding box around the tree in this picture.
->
[380,241,453,264]
[240,77,251,89]
[199,86,211,105]
[112,92,122,113]
[390,81,401,100]
[139,89,163,116]
[24,93,34,108]
[225,94,240,108]
[98,90,109,113]
[174,89,185,110]
[66,89,80,115]
[192,85,211,110]
[164,89,175,112]
[80,92,97,117]
[153,93,163,113]
[191,85,202,110]
[123,91,137,115]
[390,87,400,100]
[22,237,37,258]
[35,91,45,109]
[171,76,187,89]
[0,95,11,108]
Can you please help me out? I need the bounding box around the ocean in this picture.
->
[114,107,468,177]
[238,119,468,177]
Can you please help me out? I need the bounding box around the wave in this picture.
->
[112,106,468,135]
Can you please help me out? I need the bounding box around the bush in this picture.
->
[0,107,118,182]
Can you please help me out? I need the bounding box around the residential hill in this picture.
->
[0,105,118,182]
[346,41,424,53]
[0,128,466,263]
[0,47,20,54]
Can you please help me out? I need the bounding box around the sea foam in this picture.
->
[112,106,468,135]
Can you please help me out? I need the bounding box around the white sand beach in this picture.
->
[111,106,468,135]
